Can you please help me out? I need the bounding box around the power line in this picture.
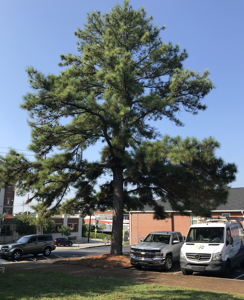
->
[0,147,33,152]
[0,151,35,156]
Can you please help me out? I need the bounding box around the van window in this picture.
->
[186,227,224,243]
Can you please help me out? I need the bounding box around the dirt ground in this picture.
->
[53,253,131,269]
[5,254,244,296]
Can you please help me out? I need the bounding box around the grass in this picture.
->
[0,271,244,300]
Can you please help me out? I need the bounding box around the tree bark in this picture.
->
[110,166,124,255]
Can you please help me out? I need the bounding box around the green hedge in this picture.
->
[83,231,111,240]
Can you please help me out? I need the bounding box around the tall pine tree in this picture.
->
[0,1,237,254]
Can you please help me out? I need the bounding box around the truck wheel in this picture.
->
[182,269,193,275]
[164,255,173,271]
[12,250,22,260]
[134,265,142,270]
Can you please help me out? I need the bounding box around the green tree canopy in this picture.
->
[58,225,71,237]
[14,213,35,236]
[0,1,237,254]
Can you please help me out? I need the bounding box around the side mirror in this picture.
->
[140,239,144,242]
[173,240,180,244]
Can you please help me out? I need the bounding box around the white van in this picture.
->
[180,218,244,277]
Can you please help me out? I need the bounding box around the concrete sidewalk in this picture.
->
[59,238,111,249]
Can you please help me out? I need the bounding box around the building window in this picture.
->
[222,213,230,217]
[68,224,78,232]
[54,224,62,233]
[190,214,198,225]
[7,198,11,205]
[1,225,11,236]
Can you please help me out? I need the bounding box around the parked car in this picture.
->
[54,237,73,247]
[0,234,56,260]
[130,231,184,271]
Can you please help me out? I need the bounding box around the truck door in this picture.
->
[172,234,182,261]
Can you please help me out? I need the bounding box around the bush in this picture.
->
[83,231,111,240]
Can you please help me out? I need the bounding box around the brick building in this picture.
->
[129,187,244,245]
[0,185,15,215]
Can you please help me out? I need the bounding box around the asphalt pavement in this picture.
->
[0,238,111,251]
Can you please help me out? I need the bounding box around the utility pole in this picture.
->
[22,201,25,213]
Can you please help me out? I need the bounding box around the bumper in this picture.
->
[130,254,165,268]
[180,257,226,273]
[0,251,12,259]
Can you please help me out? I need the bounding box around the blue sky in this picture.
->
[0,0,243,213]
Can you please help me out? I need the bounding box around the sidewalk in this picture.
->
[65,238,111,249]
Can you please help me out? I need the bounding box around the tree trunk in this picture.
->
[110,166,124,255]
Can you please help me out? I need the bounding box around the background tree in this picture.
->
[30,203,55,234]
[0,1,237,254]
[58,225,71,237]
[14,213,35,236]
[99,223,107,233]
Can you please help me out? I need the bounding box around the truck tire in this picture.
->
[182,269,193,275]
[134,265,142,270]
[164,255,173,271]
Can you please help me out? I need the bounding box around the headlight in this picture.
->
[130,248,134,253]
[180,250,185,258]
[212,252,222,260]
[8,246,12,249]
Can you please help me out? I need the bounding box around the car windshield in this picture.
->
[186,227,224,243]
[144,234,170,244]
[17,236,29,243]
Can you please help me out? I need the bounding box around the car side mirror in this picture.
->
[140,239,144,242]
[173,240,180,244]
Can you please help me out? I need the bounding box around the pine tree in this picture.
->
[0,1,237,254]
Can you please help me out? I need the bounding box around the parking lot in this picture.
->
[1,243,244,281]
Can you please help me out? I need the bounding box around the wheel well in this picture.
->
[166,252,172,258]
[13,249,23,254]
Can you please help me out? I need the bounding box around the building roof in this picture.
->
[131,187,244,213]
[212,187,244,211]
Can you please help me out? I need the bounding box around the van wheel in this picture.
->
[240,260,244,268]
[43,247,51,257]
[223,262,232,278]
[182,269,193,275]
[12,250,22,260]
[164,255,173,271]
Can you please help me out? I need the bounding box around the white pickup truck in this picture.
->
[130,231,184,271]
